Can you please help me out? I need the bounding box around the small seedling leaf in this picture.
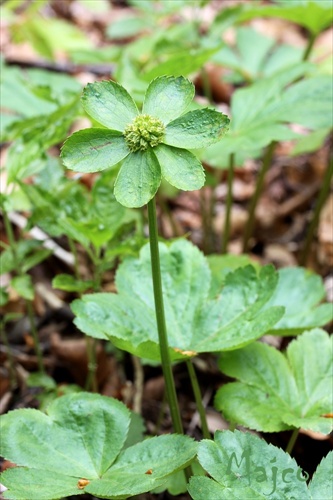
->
[215,329,333,434]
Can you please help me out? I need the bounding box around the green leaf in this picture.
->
[154,144,205,191]
[11,275,34,300]
[114,149,161,208]
[27,373,57,390]
[239,1,333,36]
[309,451,333,500]
[143,75,194,125]
[0,394,196,500]
[82,80,139,132]
[165,109,230,149]
[264,268,333,335]
[21,248,52,273]
[215,329,333,434]
[207,254,260,298]
[106,16,153,40]
[85,435,197,498]
[72,240,283,361]
[141,47,221,81]
[188,430,310,499]
[61,129,129,173]
[52,274,94,293]
[203,64,310,167]
[291,128,331,156]
[0,287,9,306]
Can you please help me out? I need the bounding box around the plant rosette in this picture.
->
[61,75,229,207]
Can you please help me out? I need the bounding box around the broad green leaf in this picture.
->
[106,16,153,40]
[188,430,309,500]
[203,64,309,167]
[239,1,333,36]
[291,128,331,156]
[0,287,9,306]
[0,469,84,500]
[82,80,139,132]
[72,240,283,361]
[207,254,260,298]
[278,76,333,129]
[85,435,197,498]
[213,27,276,82]
[154,144,205,191]
[143,75,194,124]
[164,109,230,149]
[11,275,34,300]
[308,451,333,500]
[141,47,221,81]
[114,149,161,208]
[0,393,130,479]
[0,394,196,500]
[27,373,57,390]
[264,268,333,335]
[52,274,94,293]
[61,129,129,173]
[215,329,333,434]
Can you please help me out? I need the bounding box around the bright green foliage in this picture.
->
[203,68,332,168]
[52,274,95,293]
[264,268,333,334]
[213,26,303,83]
[202,65,308,167]
[239,0,333,36]
[61,76,229,207]
[0,393,197,500]
[72,239,284,361]
[215,329,333,434]
[207,254,260,298]
[188,430,330,500]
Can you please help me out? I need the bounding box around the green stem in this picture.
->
[186,360,210,439]
[147,198,184,435]
[222,153,235,254]
[300,157,333,266]
[302,32,316,61]
[242,142,276,253]
[286,428,299,455]
[200,188,212,254]
[26,300,45,374]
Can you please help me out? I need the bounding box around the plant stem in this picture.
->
[186,360,210,439]
[242,142,276,253]
[300,157,333,266]
[222,153,235,254]
[302,32,316,61]
[68,237,80,280]
[286,428,299,455]
[147,198,184,435]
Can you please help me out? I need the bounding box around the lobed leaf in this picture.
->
[188,430,310,499]
[215,329,333,434]
[264,267,333,334]
[0,393,196,500]
[72,239,284,361]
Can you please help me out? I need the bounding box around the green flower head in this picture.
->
[61,76,229,208]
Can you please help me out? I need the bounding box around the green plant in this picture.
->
[61,75,229,434]
[188,430,332,499]
[0,393,197,499]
